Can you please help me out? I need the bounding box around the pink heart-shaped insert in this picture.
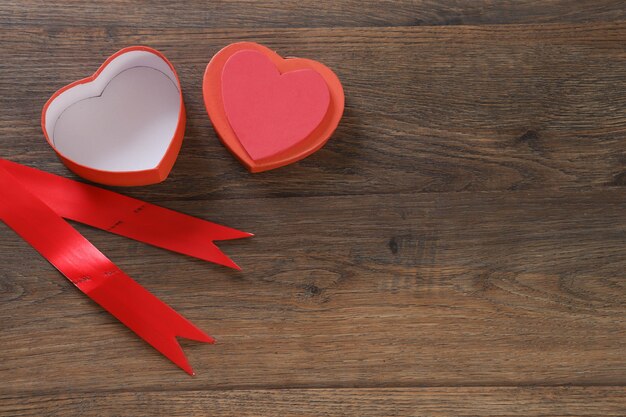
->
[221,50,331,161]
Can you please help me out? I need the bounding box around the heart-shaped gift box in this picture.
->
[203,42,344,173]
[42,46,185,186]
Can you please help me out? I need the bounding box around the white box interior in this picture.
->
[44,50,182,172]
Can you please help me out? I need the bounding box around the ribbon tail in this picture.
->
[0,159,252,269]
[88,273,214,375]
[104,203,253,270]
[0,164,211,373]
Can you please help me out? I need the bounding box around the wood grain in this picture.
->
[1,1,625,415]
[2,387,625,417]
[1,189,625,394]
[1,1,626,29]
[2,23,626,201]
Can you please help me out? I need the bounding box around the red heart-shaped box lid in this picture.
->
[42,46,186,186]
[203,42,344,173]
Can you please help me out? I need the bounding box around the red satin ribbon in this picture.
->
[0,159,251,374]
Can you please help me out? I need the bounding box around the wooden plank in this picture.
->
[1,189,624,393]
[1,24,625,200]
[1,387,625,417]
[1,1,625,28]
[1,2,625,413]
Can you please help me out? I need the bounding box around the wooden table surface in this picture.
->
[1,1,626,415]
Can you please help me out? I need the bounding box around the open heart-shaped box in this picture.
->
[42,46,185,186]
